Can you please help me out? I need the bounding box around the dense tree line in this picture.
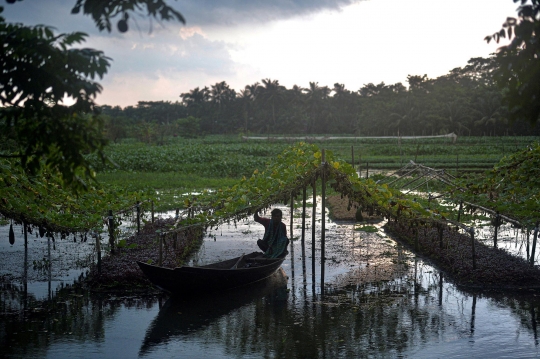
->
[99,56,540,142]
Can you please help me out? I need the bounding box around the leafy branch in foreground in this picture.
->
[0,11,110,190]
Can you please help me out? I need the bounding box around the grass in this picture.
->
[97,172,239,212]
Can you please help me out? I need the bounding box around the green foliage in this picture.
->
[71,0,185,33]
[454,142,540,227]
[0,1,186,190]
[176,116,201,138]
[171,143,451,231]
[0,13,110,189]
[0,158,152,233]
[486,1,540,124]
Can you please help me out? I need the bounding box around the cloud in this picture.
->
[173,0,359,26]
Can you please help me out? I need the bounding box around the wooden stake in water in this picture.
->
[530,222,539,266]
[301,186,307,281]
[311,179,317,291]
[136,201,141,233]
[290,192,294,252]
[470,227,476,270]
[321,149,326,295]
[108,209,115,254]
[96,233,102,274]
[159,233,163,266]
[493,212,500,248]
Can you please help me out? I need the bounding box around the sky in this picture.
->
[3,0,519,108]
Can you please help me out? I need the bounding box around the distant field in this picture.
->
[93,135,538,211]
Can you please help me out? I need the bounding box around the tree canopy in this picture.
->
[486,0,540,125]
[0,0,185,189]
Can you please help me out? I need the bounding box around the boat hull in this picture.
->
[136,252,286,296]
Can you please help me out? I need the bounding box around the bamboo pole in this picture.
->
[301,186,307,281]
[136,201,141,233]
[530,223,539,266]
[457,201,463,222]
[493,212,500,248]
[321,149,326,295]
[312,179,316,290]
[290,192,294,250]
[96,233,102,274]
[301,187,306,255]
[108,209,115,254]
[159,233,163,267]
[366,162,369,179]
[151,201,155,223]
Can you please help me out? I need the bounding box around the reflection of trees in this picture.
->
[0,282,161,358]
[174,266,457,358]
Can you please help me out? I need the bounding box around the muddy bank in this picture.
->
[84,218,203,293]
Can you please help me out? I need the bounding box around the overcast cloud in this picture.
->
[2,0,518,107]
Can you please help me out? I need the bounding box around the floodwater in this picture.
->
[1,202,540,358]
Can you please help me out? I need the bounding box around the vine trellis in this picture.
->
[154,142,540,286]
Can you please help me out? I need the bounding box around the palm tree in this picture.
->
[304,82,330,133]
[258,78,286,128]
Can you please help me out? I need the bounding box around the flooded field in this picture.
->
[1,202,540,358]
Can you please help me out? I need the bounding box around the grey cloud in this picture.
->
[96,32,236,77]
[178,0,359,26]
[2,0,360,31]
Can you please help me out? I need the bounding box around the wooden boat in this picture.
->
[136,251,286,296]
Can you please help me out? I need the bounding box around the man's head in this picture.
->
[271,208,283,223]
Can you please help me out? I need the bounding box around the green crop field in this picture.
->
[92,135,538,212]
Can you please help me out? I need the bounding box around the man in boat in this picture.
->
[254,209,289,258]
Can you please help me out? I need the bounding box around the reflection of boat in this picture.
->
[136,251,286,296]
[139,268,288,356]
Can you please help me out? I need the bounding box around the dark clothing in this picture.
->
[254,212,289,258]
[254,212,287,237]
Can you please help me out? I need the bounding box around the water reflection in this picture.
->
[2,206,540,358]
[139,269,288,356]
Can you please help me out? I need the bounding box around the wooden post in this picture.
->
[151,201,155,223]
[366,162,369,179]
[301,187,306,256]
[108,209,115,254]
[301,186,307,281]
[175,208,179,220]
[312,179,317,286]
[136,201,141,234]
[530,223,539,266]
[290,192,294,250]
[470,227,476,270]
[321,149,326,295]
[493,212,500,248]
[96,233,102,274]
[527,229,531,262]
[457,201,463,222]
[159,233,163,266]
[23,222,28,299]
